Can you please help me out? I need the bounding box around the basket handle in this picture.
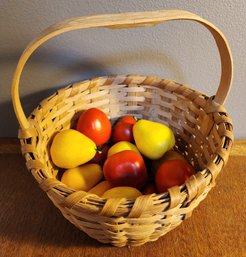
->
[12,10,233,131]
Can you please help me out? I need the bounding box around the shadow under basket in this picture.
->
[12,11,234,247]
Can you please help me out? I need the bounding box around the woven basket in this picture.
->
[11,10,234,247]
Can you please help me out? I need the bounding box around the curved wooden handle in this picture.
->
[11,10,233,130]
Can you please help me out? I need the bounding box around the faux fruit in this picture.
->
[151,150,186,174]
[133,119,175,160]
[107,141,140,157]
[89,144,110,166]
[141,183,157,195]
[50,129,96,169]
[102,186,142,199]
[112,115,137,143]
[76,108,111,146]
[52,111,196,199]
[88,181,113,197]
[155,159,195,193]
[61,163,103,191]
[103,150,148,189]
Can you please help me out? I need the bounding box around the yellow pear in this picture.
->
[50,129,96,169]
[107,141,140,157]
[133,119,175,160]
[61,163,103,191]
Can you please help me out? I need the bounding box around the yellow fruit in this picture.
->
[107,141,140,157]
[88,181,113,196]
[50,129,96,169]
[102,186,142,199]
[61,163,103,191]
[133,119,175,160]
[151,150,186,174]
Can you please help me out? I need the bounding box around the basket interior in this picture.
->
[28,75,228,168]
[22,75,233,186]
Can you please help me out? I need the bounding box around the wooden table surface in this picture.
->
[0,139,245,257]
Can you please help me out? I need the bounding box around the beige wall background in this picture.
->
[0,0,245,138]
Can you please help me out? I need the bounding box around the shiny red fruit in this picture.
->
[103,150,147,189]
[141,183,157,195]
[112,115,137,143]
[76,108,111,146]
[155,159,195,193]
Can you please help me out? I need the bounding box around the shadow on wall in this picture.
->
[1,48,186,137]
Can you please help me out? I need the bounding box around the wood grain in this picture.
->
[0,138,20,154]
[0,140,245,257]
[230,139,246,156]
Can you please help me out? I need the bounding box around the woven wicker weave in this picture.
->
[11,10,233,247]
